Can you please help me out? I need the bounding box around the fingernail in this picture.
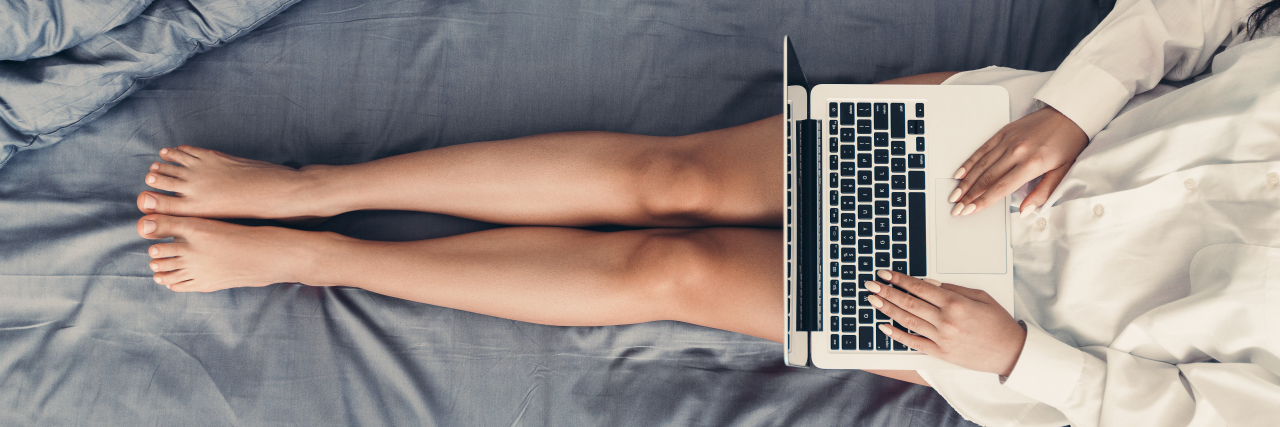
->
[947,188,963,203]
[960,204,977,216]
[879,324,893,336]
[160,148,168,155]
[146,175,156,184]
[1019,203,1036,218]
[876,270,892,281]
[144,194,157,210]
[953,167,966,179]
[149,247,159,256]
[864,281,881,293]
[950,203,965,216]
[923,278,942,286]
[154,276,163,284]
[868,295,883,308]
[142,219,156,235]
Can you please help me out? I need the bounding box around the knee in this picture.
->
[627,145,717,223]
[622,231,720,318]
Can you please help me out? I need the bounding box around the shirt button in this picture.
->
[1183,179,1197,190]
[1268,172,1279,187]
[1035,217,1047,230]
[1093,204,1105,217]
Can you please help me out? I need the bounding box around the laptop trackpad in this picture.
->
[934,179,1007,274]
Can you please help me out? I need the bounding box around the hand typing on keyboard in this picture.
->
[947,106,1087,217]
[864,270,1026,377]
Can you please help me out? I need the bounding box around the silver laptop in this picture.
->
[782,36,1015,370]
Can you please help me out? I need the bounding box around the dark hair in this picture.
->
[1248,0,1280,37]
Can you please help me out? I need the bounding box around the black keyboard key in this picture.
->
[840,102,855,123]
[857,136,872,151]
[874,184,889,199]
[830,155,838,170]
[842,317,859,331]
[892,227,907,242]
[830,262,840,277]
[891,140,906,156]
[831,245,840,261]
[840,247,857,263]
[831,297,840,315]
[840,179,857,194]
[892,244,907,259]
[874,166,888,182]
[830,172,839,188]
[858,170,872,186]
[831,102,840,118]
[830,208,838,223]
[859,308,874,324]
[858,256,873,271]
[858,289,872,307]
[841,265,858,280]
[840,145,857,159]
[891,157,905,173]
[839,127,857,142]
[874,149,888,164]
[894,339,908,351]
[875,252,889,267]
[831,226,840,241]
[908,171,925,190]
[874,132,888,147]
[876,323,892,349]
[873,103,888,130]
[857,153,871,168]
[841,281,859,297]
[876,306,890,322]
[840,213,857,228]
[860,274,872,286]
[857,119,872,134]
[832,334,841,350]
[842,334,858,350]
[858,221,873,236]
[831,190,839,205]
[858,204,873,219]
[857,102,871,117]
[908,120,925,134]
[831,316,840,332]
[840,196,857,211]
[890,103,905,139]
[915,102,924,118]
[891,209,906,224]
[841,230,858,245]
[858,239,873,254]
[840,162,858,176]
[874,217,889,233]
[891,174,905,190]
[909,192,926,276]
[892,261,907,275]
[830,137,839,152]
[858,187,873,202]
[874,200,889,215]
[891,192,906,207]
[830,119,839,135]
[860,327,875,350]
[841,299,858,315]
[907,154,925,169]
[915,137,925,151]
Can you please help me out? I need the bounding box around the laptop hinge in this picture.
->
[797,118,819,332]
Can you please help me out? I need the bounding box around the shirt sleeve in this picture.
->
[1033,0,1257,139]
[1002,323,1280,426]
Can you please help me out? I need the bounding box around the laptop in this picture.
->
[782,36,1015,370]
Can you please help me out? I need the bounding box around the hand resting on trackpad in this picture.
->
[934,179,1007,274]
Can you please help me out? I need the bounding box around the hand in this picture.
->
[865,270,1026,376]
[949,106,1087,217]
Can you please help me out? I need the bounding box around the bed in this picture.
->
[0,0,1107,424]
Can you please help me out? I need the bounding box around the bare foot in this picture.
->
[136,146,334,222]
[137,214,336,292]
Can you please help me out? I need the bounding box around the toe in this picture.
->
[137,191,186,215]
[149,162,186,178]
[138,214,191,240]
[152,268,192,286]
[176,145,217,159]
[148,256,184,273]
[145,172,183,191]
[169,279,201,293]
[148,242,188,258]
[159,147,199,166]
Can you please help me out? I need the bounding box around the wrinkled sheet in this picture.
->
[0,0,1105,425]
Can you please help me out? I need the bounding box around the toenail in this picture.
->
[154,276,163,284]
[160,148,168,155]
[151,163,159,171]
[150,262,159,272]
[146,175,156,184]
[142,219,156,235]
[144,195,157,210]
[149,247,159,256]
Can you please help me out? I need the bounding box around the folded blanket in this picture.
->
[0,0,301,170]
[0,0,152,61]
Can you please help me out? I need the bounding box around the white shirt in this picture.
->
[914,1,1280,425]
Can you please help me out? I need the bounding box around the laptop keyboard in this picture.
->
[824,101,926,352]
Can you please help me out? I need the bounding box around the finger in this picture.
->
[877,323,940,354]
[954,130,1006,181]
[145,172,183,191]
[158,147,199,166]
[149,162,186,178]
[938,282,994,303]
[867,278,941,325]
[867,294,939,337]
[876,270,954,311]
[951,144,1009,205]
[961,163,1047,215]
[1019,165,1070,216]
[957,146,1025,206]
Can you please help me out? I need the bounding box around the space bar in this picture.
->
[908,192,926,276]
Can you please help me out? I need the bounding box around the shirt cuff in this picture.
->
[1000,322,1087,408]
[1032,57,1131,139]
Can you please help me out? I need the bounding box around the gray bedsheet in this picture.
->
[0,0,1105,425]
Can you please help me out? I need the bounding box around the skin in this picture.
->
[133,70,1030,388]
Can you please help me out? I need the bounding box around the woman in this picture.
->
[135,0,1280,424]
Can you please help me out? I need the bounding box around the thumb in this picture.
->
[1019,165,1069,215]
